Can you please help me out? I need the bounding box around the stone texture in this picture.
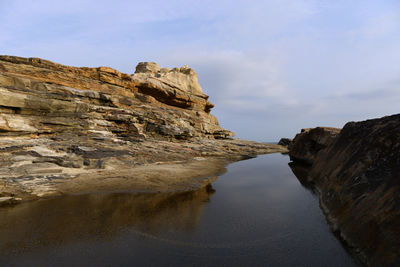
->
[135,62,160,74]
[132,62,213,112]
[289,127,341,165]
[289,115,400,266]
[0,55,287,202]
[277,138,292,147]
[0,55,232,139]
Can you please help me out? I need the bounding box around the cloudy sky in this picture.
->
[1,0,400,141]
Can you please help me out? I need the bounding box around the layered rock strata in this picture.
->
[289,115,400,266]
[0,55,286,203]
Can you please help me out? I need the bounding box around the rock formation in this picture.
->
[277,138,292,147]
[289,115,400,266]
[132,62,209,110]
[0,55,230,139]
[289,127,340,165]
[0,55,286,203]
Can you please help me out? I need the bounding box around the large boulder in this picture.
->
[132,62,214,112]
[288,127,340,165]
[135,62,160,74]
[134,62,204,96]
[277,138,292,147]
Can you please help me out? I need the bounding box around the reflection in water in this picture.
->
[288,162,360,264]
[0,155,358,266]
[0,184,215,254]
[288,162,316,190]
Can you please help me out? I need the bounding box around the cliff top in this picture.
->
[0,55,212,112]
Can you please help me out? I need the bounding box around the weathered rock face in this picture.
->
[132,61,214,112]
[289,127,341,165]
[0,55,287,202]
[277,138,292,147]
[133,62,207,104]
[289,115,400,266]
[0,55,231,139]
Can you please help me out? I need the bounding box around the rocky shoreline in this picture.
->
[288,115,400,266]
[2,54,399,266]
[0,55,287,205]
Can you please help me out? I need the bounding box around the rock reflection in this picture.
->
[288,162,317,194]
[0,182,216,254]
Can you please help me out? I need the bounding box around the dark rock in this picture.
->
[289,127,340,165]
[278,138,292,147]
[289,114,400,266]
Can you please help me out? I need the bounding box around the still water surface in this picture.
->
[0,154,358,266]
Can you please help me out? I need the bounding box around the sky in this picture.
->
[1,0,400,141]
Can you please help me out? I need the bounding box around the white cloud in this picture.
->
[162,49,294,103]
[1,0,400,141]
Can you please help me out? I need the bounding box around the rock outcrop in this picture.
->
[277,138,292,147]
[0,55,286,202]
[0,55,231,139]
[289,127,340,165]
[132,62,211,111]
[289,115,400,266]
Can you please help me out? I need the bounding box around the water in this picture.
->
[0,154,358,266]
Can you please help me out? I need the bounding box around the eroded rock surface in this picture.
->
[289,127,340,165]
[133,62,207,107]
[0,55,286,202]
[277,138,292,147]
[289,115,400,266]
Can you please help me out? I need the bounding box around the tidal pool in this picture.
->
[0,154,358,266]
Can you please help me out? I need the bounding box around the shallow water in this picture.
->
[0,154,358,266]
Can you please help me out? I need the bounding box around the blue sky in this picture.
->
[1,0,400,141]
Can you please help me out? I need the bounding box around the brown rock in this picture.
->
[0,55,286,203]
[289,127,340,165]
[135,62,160,74]
[0,55,231,139]
[132,61,213,112]
[289,114,400,266]
[277,138,292,147]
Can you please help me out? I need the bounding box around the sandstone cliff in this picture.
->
[0,55,231,139]
[289,115,400,266]
[0,55,286,202]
